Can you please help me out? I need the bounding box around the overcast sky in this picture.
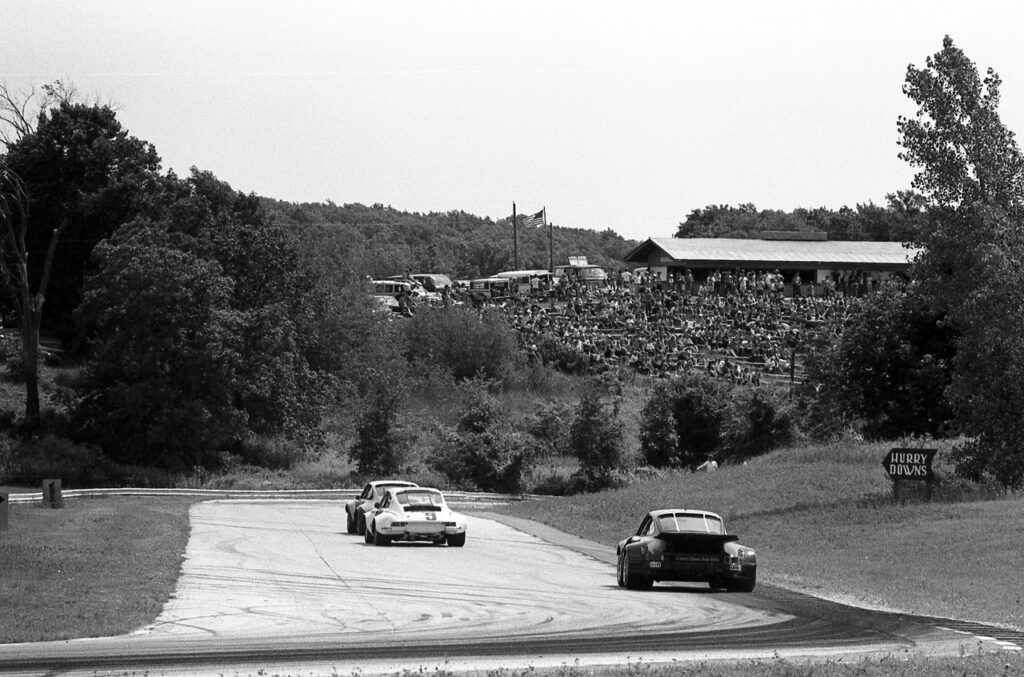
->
[2,1,1022,241]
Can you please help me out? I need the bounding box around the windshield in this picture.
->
[657,513,724,534]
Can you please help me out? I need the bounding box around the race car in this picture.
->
[616,509,756,592]
[345,480,418,535]
[363,487,467,547]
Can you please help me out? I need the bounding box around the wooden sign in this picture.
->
[883,448,937,480]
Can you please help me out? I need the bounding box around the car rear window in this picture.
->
[396,491,444,507]
[658,513,724,534]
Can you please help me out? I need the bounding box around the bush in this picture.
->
[404,306,521,381]
[568,378,627,491]
[639,374,731,469]
[524,400,572,458]
[8,434,115,486]
[723,387,797,462]
[348,375,412,477]
[429,397,535,493]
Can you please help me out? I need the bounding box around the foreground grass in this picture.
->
[0,495,197,643]
[451,654,1024,677]
[497,440,1024,631]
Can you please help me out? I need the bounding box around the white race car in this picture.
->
[363,487,467,547]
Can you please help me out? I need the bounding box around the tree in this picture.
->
[568,377,627,490]
[349,372,410,477]
[429,395,534,493]
[802,280,956,439]
[639,374,731,468]
[72,229,245,467]
[74,171,334,468]
[2,100,162,342]
[899,36,1024,486]
[0,160,63,426]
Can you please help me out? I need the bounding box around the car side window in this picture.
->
[636,516,652,536]
[380,493,390,509]
[361,485,373,499]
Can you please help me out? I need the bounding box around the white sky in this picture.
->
[2,0,1022,241]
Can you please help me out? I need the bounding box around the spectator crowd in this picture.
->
[473,268,873,383]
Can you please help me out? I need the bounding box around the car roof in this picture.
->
[369,480,418,488]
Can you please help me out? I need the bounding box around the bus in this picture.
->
[468,277,514,299]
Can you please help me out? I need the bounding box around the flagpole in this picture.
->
[512,202,519,270]
[545,207,552,273]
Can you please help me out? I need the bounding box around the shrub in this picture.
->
[524,400,572,458]
[429,397,535,493]
[8,434,114,486]
[568,378,627,491]
[639,374,732,469]
[404,306,520,381]
[723,387,797,462]
[348,374,411,476]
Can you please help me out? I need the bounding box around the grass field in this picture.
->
[0,495,196,644]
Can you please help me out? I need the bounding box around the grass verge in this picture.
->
[0,495,198,643]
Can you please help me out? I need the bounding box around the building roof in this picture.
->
[624,237,921,270]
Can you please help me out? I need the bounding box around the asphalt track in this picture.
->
[0,500,1020,676]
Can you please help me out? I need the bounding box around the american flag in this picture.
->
[523,209,545,228]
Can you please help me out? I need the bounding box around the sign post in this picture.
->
[0,492,8,531]
[42,479,64,509]
[882,448,937,502]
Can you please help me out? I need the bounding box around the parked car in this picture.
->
[345,480,419,535]
[363,486,467,547]
[616,509,756,591]
[409,273,455,293]
[383,277,442,304]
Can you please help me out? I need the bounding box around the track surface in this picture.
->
[0,500,1018,676]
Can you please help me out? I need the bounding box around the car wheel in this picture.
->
[346,510,356,535]
[363,522,374,544]
[621,551,653,590]
[616,551,626,587]
[725,577,756,593]
[356,511,366,535]
[447,532,466,547]
[373,523,391,546]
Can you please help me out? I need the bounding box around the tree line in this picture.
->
[1,35,1023,490]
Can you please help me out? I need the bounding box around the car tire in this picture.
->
[373,523,391,546]
[726,577,756,593]
[621,551,653,590]
[447,532,466,547]
[346,510,357,535]
[356,511,366,535]
[363,523,374,544]
[616,551,626,587]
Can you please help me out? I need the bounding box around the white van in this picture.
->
[495,269,552,295]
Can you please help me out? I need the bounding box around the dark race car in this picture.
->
[345,480,418,535]
[616,509,756,592]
